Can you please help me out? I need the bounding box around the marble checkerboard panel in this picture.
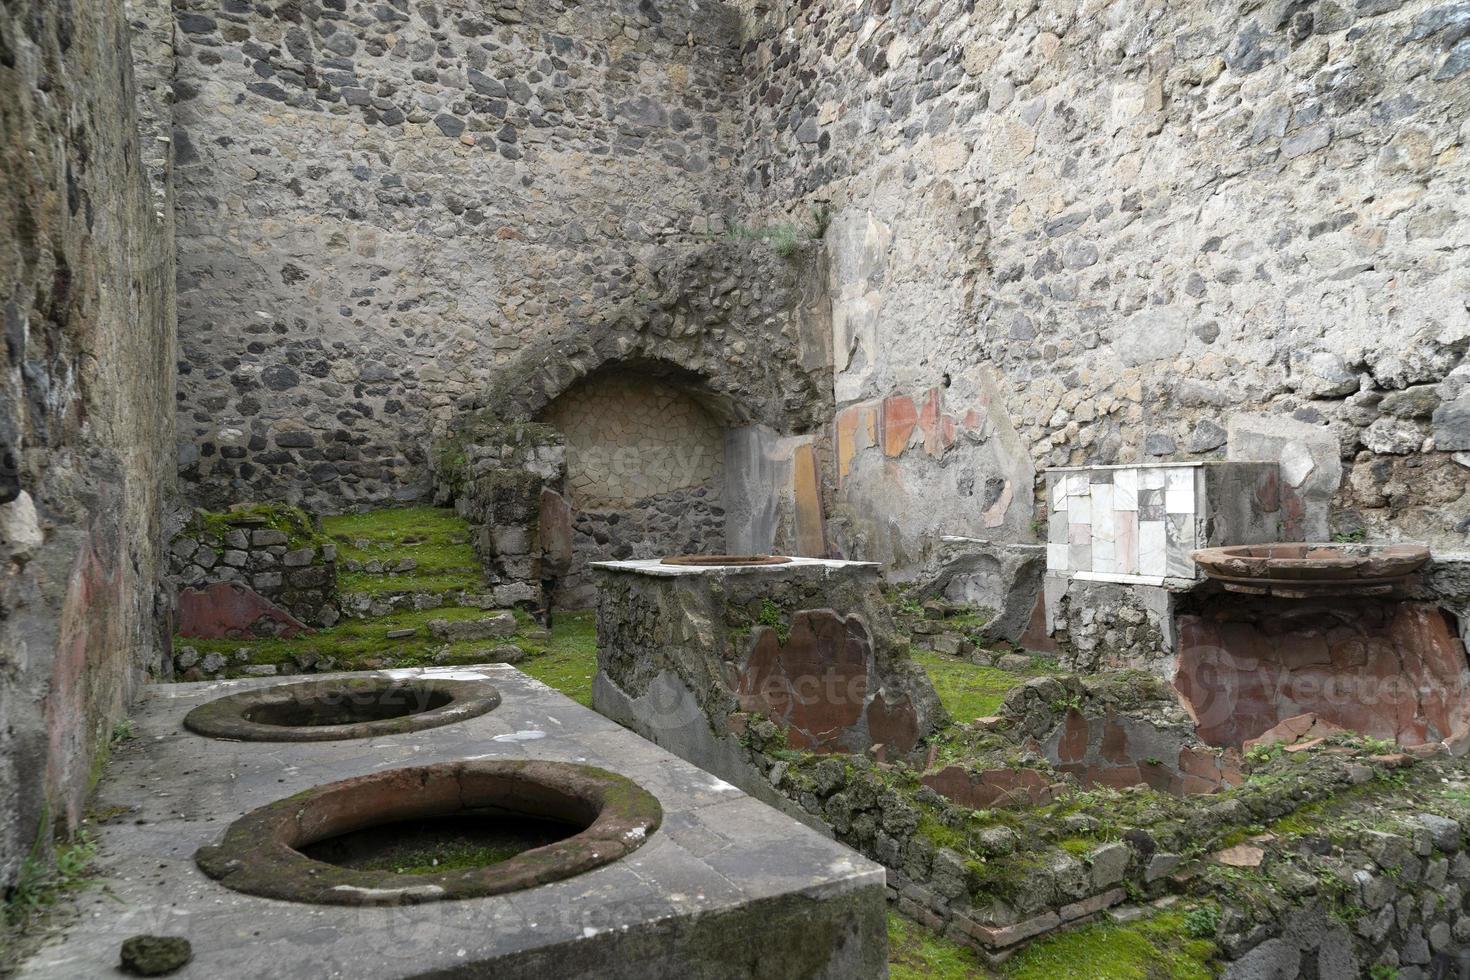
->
[1046,464,1202,581]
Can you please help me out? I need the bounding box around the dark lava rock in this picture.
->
[120,935,192,976]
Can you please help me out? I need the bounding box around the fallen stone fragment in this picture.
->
[426,613,517,641]
[120,935,191,976]
[1213,844,1266,868]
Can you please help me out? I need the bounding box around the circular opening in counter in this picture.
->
[182,676,501,742]
[195,761,662,905]
[659,554,793,567]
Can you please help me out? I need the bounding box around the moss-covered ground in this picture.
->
[1005,908,1217,979]
[517,611,599,706]
[888,906,1219,979]
[888,910,989,978]
[911,649,1046,722]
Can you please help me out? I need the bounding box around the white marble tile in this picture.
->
[1093,539,1115,573]
[1115,510,1138,575]
[1047,543,1069,571]
[1139,520,1167,576]
[1090,485,1115,540]
[1067,474,1089,497]
[1165,515,1196,577]
[1051,481,1068,512]
[1141,468,1166,490]
[1113,468,1138,511]
[1165,467,1194,491]
[1165,487,1194,514]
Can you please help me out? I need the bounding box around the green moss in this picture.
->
[912,650,1040,722]
[945,610,994,630]
[918,814,967,851]
[189,503,327,551]
[517,611,599,707]
[344,840,532,876]
[177,605,526,674]
[758,598,790,643]
[324,506,484,597]
[1058,837,1095,858]
[887,910,991,979]
[3,827,98,930]
[338,570,486,596]
[1005,909,1217,980]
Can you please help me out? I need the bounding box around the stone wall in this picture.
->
[0,0,176,890]
[170,0,751,512]
[435,417,571,613]
[737,0,1470,552]
[170,506,341,630]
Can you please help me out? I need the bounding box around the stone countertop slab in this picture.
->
[589,556,880,577]
[18,666,885,980]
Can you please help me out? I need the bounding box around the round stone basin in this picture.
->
[183,676,501,742]
[660,554,793,567]
[195,761,661,906]
[1191,542,1430,597]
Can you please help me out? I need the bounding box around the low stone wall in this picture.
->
[761,730,1468,969]
[169,506,339,630]
[1216,804,1470,978]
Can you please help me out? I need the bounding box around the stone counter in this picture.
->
[591,557,945,819]
[18,666,886,979]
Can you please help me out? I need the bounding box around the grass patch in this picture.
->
[518,611,599,707]
[188,502,327,551]
[323,506,484,597]
[912,650,1040,722]
[177,605,527,675]
[1004,909,1217,980]
[3,830,98,932]
[888,910,991,979]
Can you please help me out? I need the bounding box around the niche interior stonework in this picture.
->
[543,372,729,604]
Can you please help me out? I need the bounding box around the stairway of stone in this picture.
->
[171,507,599,701]
[327,506,499,618]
